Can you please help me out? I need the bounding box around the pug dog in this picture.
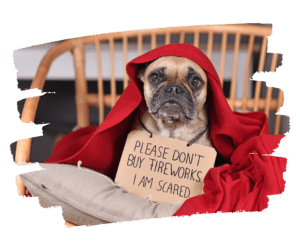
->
[132,56,212,147]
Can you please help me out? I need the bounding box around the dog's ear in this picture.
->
[137,62,151,82]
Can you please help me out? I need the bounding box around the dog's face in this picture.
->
[139,56,208,124]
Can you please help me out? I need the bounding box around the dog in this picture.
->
[132,56,212,147]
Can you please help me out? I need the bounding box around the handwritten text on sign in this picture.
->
[114,130,217,204]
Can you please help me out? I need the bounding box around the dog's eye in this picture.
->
[191,77,202,86]
[149,73,159,82]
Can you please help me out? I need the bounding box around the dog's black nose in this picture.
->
[165,84,184,94]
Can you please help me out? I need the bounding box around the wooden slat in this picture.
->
[95,41,105,124]
[228,33,241,110]
[165,32,171,45]
[109,38,117,107]
[18,98,40,128]
[264,53,279,118]
[193,31,199,48]
[179,32,185,43]
[123,36,129,89]
[270,53,279,72]
[151,33,156,49]
[65,222,76,228]
[242,34,255,112]
[253,36,268,111]
[219,32,227,88]
[16,176,26,196]
[73,43,90,127]
[137,33,143,56]
[15,138,32,165]
[274,89,284,135]
[206,31,213,60]
[264,87,273,119]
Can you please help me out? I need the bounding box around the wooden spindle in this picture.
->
[253,36,268,111]
[151,33,156,49]
[264,87,273,119]
[65,222,76,228]
[270,53,279,72]
[16,176,26,196]
[73,42,90,127]
[109,38,117,107]
[242,34,255,112]
[95,41,105,124]
[228,33,241,110]
[206,31,213,60]
[137,33,143,56]
[123,36,129,89]
[274,89,284,135]
[19,98,42,124]
[15,138,32,165]
[165,32,171,45]
[193,31,199,48]
[179,32,185,43]
[264,53,279,118]
[219,32,227,88]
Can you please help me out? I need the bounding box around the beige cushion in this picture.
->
[20,163,182,226]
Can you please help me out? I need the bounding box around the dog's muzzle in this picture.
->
[149,83,197,123]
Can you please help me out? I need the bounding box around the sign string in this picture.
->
[138,113,208,147]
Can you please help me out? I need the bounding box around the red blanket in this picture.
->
[45,43,286,215]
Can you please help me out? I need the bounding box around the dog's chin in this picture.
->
[155,102,188,124]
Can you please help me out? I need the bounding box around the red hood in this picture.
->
[126,43,269,161]
[45,43,285,215]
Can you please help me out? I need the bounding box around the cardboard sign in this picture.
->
[114,130,217,204]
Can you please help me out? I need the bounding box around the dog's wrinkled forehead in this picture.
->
[142,56,207,84]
